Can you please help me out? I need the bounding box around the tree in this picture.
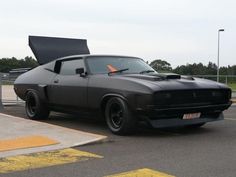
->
[0,56,38,73]
[174,62,217,75]
[150,59,172,72]
[207,62,217,75]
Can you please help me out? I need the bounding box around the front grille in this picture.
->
[154,89,231,108]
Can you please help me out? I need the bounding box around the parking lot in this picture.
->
[0,102,235,177]
[2,0,236,176]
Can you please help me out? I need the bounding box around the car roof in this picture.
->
[55,54,141,61]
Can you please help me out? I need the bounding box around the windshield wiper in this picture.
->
[139,70,155,74]
[108,68,129,75]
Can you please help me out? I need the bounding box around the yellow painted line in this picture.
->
[0,148,102,173]
[231,99,236,103]
[0,135,59,152]
[105,168,175,177]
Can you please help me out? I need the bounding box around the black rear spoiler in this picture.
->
[29,36,90,65]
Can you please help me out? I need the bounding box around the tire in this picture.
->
[25,91,50,120]
[105,97,136,135]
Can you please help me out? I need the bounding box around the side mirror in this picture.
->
[75,68,86,77]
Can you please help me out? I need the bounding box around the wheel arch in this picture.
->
[100,94,128,115]
[24,85,48,102]
[24,89,38,98]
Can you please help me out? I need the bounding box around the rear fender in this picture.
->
[25,85,48,102]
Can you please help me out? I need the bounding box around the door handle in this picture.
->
[54,79,59,83]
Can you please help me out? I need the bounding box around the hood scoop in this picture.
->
[124,74,162,81]
[29,35,90,65]
[156,73,181,79]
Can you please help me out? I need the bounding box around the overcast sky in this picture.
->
[0,0,235,67]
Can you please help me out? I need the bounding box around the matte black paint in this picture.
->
[14,55,232,128]
[29,36,90,65]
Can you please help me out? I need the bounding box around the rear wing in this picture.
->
[29,36,90,65]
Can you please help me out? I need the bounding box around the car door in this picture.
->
[48,58,88,110]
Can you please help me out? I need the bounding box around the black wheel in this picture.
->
[105,97,136,135]
[25,91,50,120]
[186,123,206,128]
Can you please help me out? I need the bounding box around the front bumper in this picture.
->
[136,102,232,128]
[147,113,223,128]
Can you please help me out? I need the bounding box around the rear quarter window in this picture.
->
[60,59,84,75]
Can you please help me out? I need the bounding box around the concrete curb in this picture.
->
[0,113,107,158]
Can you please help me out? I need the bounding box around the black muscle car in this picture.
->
[14,36,232,135]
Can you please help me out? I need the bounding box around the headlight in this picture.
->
[154,92,172,105]
[212,91,222,97]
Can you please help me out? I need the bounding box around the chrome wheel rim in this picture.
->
[109,103,123,129]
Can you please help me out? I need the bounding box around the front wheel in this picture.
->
[25,91,50,120]
[105,97,136,135]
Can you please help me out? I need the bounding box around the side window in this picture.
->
[60,59,84,75]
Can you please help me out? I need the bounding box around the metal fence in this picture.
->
[0,73,23,106]
[191,75,236,86]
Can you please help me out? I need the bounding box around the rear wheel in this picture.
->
[25,91,50,120]
[105,97,136,135]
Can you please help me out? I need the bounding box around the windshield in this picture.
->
[86,56,157,74]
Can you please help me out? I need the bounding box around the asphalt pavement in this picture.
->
[0,104,236,177]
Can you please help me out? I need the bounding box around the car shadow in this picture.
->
[42,112,109,136]
[1,105,219,138]
[135,124,217,137]
[43,112,218,138]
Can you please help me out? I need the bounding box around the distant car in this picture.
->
[14,36,232,135]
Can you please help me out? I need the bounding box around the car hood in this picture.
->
[113,73,229,91]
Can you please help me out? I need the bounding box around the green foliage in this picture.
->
[149,59,236,76]
[150,59,172,72]
[1,56,235,78]
[173,62,218,75]
[173,62,236,76]
[228,83,236,91]
[0,56,38,73]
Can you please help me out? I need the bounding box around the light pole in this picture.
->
[217,29,224,82]
[0,74,3,110]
